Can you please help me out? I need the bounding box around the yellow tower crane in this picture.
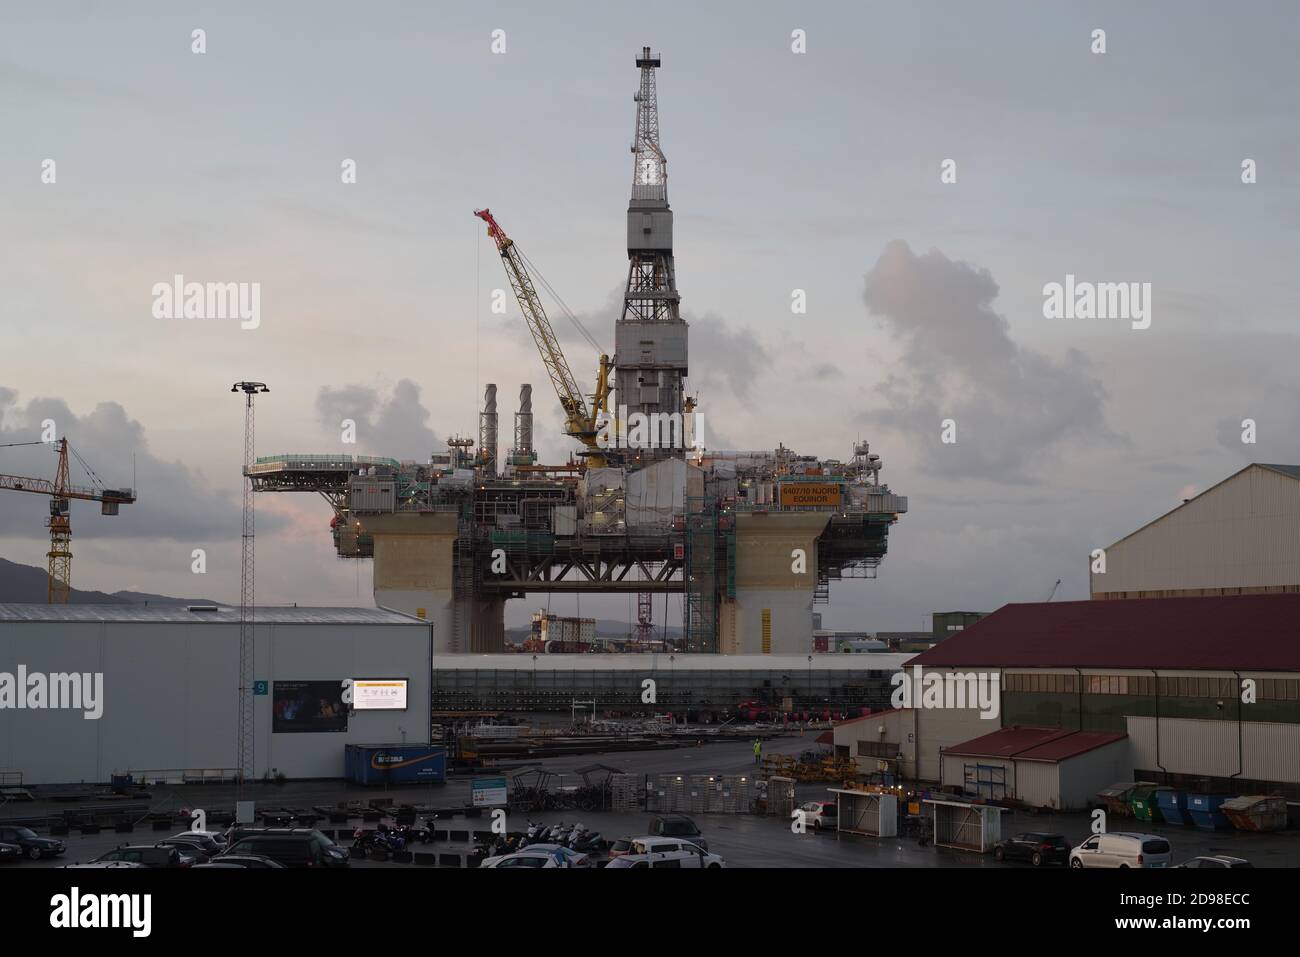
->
[474,208,611,463]
[0,438,136,602]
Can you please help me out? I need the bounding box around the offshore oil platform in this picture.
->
[249,47,907,655]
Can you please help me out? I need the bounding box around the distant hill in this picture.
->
[0,558,217,605]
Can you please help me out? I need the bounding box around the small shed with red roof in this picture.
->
[939,725,1129,810]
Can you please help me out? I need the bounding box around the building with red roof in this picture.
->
[833,592,1300,804]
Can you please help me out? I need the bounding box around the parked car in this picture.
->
[798,801,838,831]
[607,837,636,860]
[160,832,225,861]
[1178,855,1252,868]
[624,837,725,868]
[481,851,567,868]
[88,844,195,868]
[647,814,708,851]
[994,832,1070,867]
[514,843,591,867]
[174,829,228,849]
[222,828,349,868]
[62,861,146,869]
[195,853,285,869]
[1069,832,1172,869]
[604,855,649,868]
[0,826,66,861]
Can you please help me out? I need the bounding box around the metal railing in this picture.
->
[124,767,240,785]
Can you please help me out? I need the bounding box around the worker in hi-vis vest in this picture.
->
[753,739,762,765]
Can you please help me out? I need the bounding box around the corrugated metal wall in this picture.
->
[1127,716,1300,784]
[1093,465,1300,597]
[0,619,431,784]
[1014,761,1061,808]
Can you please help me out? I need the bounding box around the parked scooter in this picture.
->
[472,832,520,861]
[541,821,567,843]
[570,827,606,854]
[524,820,548,843]
[559,822,588,847]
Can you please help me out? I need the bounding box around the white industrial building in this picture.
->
[0,604,431,785]
[938,727,1129,810]
[1092,463,1300,600]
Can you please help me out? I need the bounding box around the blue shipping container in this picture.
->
[345,744,447,786]
[1186,793,1231,830]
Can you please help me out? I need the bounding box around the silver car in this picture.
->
[481,851,567,868]
[515,843,591,867]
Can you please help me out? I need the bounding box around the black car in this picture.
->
[0,842,21,863]
[222,828,349,868]
[994,832,1070,867]
[89,844,194,868]
[196,853,286,869]
[0,826,66,861]
[647,815,707,851]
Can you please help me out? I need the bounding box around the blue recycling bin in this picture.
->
[1187,793,1231,830]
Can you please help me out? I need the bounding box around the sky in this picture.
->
[1,1,1298,630]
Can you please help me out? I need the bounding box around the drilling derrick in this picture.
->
[615,47,688,461]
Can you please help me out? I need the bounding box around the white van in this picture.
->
[1069,832,1172,868]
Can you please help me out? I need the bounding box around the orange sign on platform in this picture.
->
[778,483,841,507]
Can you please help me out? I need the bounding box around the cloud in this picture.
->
[811,363,842,381]
[0,388,258,541]
[861,240,1110,482]
[315,379,441,460]
[686,315,772,402]
[1215,408,1300,465]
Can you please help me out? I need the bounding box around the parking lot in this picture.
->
[6,731,1300,869]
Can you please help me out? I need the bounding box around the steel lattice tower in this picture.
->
[615,46,688,459]
[46,439,73,603]
[232,381,268,794]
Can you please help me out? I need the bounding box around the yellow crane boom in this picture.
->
[474,208,610,455]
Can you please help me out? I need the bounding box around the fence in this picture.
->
[611,773,758,815]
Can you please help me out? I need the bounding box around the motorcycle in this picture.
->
[471,832,522,866]
[351,826,407,861]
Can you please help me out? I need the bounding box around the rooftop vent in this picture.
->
[187,604,221,613]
